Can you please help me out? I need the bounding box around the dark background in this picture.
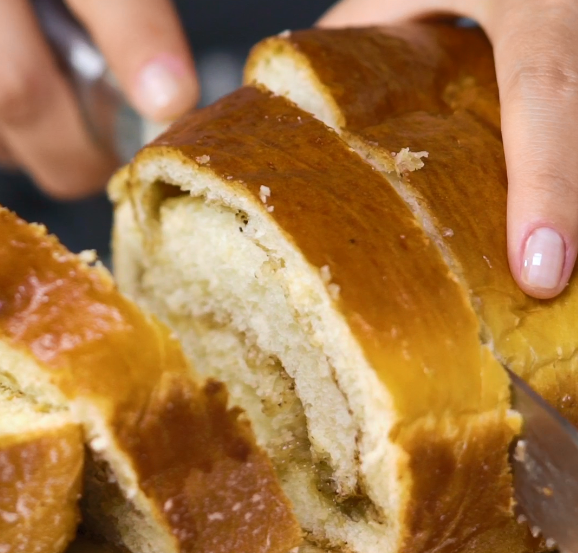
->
[0,0,335,259]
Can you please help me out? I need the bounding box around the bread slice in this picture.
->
[0,384,83,553]
[0,208,301,553]
[110,85,529,553]
[246,23,578,429]
[244,24,497,131]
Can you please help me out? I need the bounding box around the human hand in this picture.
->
[0,0,197,199]
[319,0,578,300]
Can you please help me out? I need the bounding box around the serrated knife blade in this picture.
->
[506,367,578,553]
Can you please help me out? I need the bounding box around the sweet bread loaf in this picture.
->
[245,24,578,430]
[0,208,300,553]
[110,75,535,552]
[0,385,83,553]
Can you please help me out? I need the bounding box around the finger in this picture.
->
[67,0,198,122]
[319,0,578,299]
[0,0,118,200]
[318,0,482,27]
[0,134,17,170]
[484,0,578,298]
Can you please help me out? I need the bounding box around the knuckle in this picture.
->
[514,169,577,204]
[499,4,578,102]
[503,54,578,103]
[36,156,115,201]
[0,66,50,126]
[0,142,15,168]
[35,177,87,201]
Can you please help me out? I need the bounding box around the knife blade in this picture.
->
[32,0,146,161]
[506,366,578,553]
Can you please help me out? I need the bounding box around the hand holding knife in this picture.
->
[32,0,143,162]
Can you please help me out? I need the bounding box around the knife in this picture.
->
[507,366,578,553]
[32,0,149,161]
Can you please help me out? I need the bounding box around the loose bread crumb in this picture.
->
[327,283,340,301]
[319,265,332,284]
[392,148,429,175]
[78,250,98,264]
[513,440,527,463]
[260,185,272,204]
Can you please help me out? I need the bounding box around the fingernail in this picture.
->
[134,56,196,120]
[521,227,565,290]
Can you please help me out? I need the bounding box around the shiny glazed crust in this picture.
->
[0,208,301,553]
[247,24,578,427]
[244,24,497,130]
[0,423,83,553]
[144,86,506,420]
[245,23,578,551]
[110,84,529,553]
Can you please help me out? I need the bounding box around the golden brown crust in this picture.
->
[150,86,507,420]
[356,111,578,424]
[132,85,519,552]
[0,208,301,553]
[245,24,574,551]
[0,211,183,399]
[114,377,301,552]
[245,24,496,130]
[399,415,537,553]
[264,25,578,427]
[0,423,84,553]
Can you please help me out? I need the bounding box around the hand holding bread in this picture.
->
[320,0,578,299]
[1,20,577,553]
[110,22,578,553]
[0,0,197,199]
[2,0,577,303]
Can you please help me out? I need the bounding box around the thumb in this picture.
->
[67,0,198,122]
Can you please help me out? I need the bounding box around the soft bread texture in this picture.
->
[0,208,300,553]
[0,385,83,553]
[110,80,534,552]
[246,24,578,432]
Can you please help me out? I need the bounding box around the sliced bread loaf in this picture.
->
[245,23,578,430]
[110,84,528,553]
[0,208,301,553]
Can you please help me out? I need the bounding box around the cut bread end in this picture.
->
[244,35,343,130]
[0,384,83,553]
[0,207,301,553]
